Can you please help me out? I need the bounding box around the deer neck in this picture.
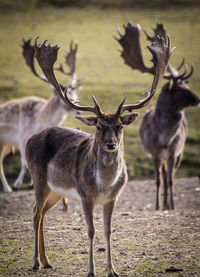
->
[40,95,67,127]
[93,137,124,188]
[154,95,186,146]
[155,92,184,124]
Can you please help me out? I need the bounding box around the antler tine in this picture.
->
[145,23,167,44]
[21,38,48,83]
[165,58,184,79]
[66,41,78,76]
[34,37,102,116]
[182,64,194,80]
[165,61,193,82]
[115,96,127,116]
[55,63,66,74]
[91,94,103,116]
[176,64,188,80]
[117,34,174,114]
[176,58,185,71]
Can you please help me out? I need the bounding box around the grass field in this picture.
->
[0,5,200,183]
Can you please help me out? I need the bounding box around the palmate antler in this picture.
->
[34,38,103,116]
[114,21,174,114]
[22,38,48,83]
[22,38,81,92]
[55,41,78,77]
[34,26,173,118]
[144,23,194,82]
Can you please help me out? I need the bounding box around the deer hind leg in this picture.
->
[82,200,95,277]
[153,158,162,211]
[103,200,118,277]
[39,191,61,268]
[0,145,12,192]
[62,197,68,212]
[33,184,51,270]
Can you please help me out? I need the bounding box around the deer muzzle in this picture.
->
[105,141,117,151]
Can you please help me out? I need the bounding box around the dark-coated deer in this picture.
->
[0,39,80,192]
[25,26,172,277]
[138,24,200,210]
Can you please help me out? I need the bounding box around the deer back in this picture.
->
[0,96,47,144]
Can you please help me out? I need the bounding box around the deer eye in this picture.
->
[116,125,123,130]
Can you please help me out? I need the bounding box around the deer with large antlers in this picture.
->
[0,39,80,192]
[25,25,172,276]
[134,24,199,210]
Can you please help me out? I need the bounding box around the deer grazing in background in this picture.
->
[25,25,172,276]
[0,39,80,192]
[138,24,200,210]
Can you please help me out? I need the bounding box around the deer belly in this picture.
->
[47,181,81,202]
[159,148,169,159]
[0,126,19,145]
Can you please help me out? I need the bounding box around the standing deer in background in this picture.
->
[25,25,172,276]
[138,24,199,210]
[0,39,80,192]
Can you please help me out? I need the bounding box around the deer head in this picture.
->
[162,63,200,109]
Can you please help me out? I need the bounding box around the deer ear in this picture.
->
[121,112,140,125]
[169,79,174,91]
[75,116,97,126]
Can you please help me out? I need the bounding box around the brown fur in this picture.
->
[27,32,170,276]
[26,112,138,277]
[0,91,79,192]
[139,81,199,210]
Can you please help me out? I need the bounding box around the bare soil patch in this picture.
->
[0,177,200,276]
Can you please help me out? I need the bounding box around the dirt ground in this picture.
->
[0,177,200,277]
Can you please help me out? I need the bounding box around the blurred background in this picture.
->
[0,0,199,187]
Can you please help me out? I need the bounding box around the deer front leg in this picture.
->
[13,164,27,190]
[167,157,175,210]
[82,200,95,277]
[13,145,27,190]
[153,158,162,211]
[162,163,169,210]
[0,145,12,192]
[103,200,119,277]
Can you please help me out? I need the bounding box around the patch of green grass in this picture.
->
[0,6,199,181]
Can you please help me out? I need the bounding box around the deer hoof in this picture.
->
[32,265,40,271]
[108,273,119,277]
[87,273,96,277]
[44,264,53,269]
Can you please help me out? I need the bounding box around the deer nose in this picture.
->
[76,110,81,115]
[105,140,117,150]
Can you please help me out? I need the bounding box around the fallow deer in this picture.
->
[25,23,172,276]
[0,39,80,192]
[126,23,199,210]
